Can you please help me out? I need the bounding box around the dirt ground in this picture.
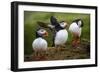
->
[24,39,90,62]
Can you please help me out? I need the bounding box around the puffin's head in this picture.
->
[59,21,68,29]
[73,19,83,27]
[36,28,48,38]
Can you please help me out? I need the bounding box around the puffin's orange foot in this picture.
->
[77,40,80,44]
[72,40,76,47]
[72,40,80,47]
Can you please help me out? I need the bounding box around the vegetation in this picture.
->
[24,11,90,61]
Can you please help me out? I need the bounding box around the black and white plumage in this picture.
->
[37,16,68,47]
[37,16,68,31]
[50,16,68,47]
[50,16,59,28]
[54,29,68,46]
[32,28,48,60]
[32,28,48,51]
[69,19,83,37]
[50,16,68,31]
[69,19,83,46]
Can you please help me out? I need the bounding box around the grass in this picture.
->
[24,11,90,60]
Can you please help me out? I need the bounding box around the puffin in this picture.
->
[32,28,48,60]
[50,16,68,48]
[69,19,83,47]
[37,16,66,31]
[37,16,68,48]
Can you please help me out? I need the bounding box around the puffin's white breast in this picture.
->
[55,29,68,45]
[69,23,82,37]
[32,38,47,51]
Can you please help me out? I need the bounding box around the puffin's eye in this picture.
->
[38,29,45,34]
[40,29,46,34]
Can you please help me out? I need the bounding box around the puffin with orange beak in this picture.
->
[50,16,68,48]
[32,28,48,60]
[37,16,68,48]
[69,19,83,47]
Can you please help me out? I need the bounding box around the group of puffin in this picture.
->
[32,16,83,60]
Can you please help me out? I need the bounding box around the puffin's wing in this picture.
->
[50,16,59,26]
[37,21,49,28]
[37,21,55,30]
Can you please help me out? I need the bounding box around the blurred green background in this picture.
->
[24,11,90,55]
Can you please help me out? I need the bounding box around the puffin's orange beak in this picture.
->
[44,32,48,37]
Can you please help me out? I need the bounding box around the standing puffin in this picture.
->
[32,28,48,60]
[37,16,68,48]
[69,19,83,47]
[50,16,68,48]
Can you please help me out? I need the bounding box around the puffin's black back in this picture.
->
[55,24,64,31]
[50,16,65,46]
[50,16,64,31]
[73,19,84,27]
